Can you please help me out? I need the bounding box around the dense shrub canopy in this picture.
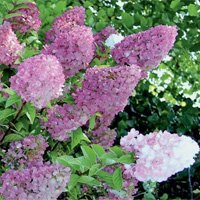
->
[0,0,199,199]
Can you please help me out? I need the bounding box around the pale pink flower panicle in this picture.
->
[0,22,23,65]
[121,129,199,182]
[10,54,65,109]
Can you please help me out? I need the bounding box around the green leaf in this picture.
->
[68,174,80,191]
[2,133,23,143]
[84,1,93,8]
[188,4,199,16]
[143,193,156,200]
[160,193,169,200]
[78,176,101,186]
[170,0,180,10]
[22,47,37,59]
[12,3,29,11]
[96,21,107,31]
[98,9,106,19]
[81,145,96,165]
[23,103,36,124]
[112,168,123,191]
[4,12,23,19]
[0,109,16,122]
[55,1,66,13]
[89,164,101,176]
[68,187,79,200]
[71,128,90,149]
[55,156,82,171]
[0,195,4,200]
[16,0,34,3]
[15,121,24,131]
[101,152,117,165]
[88,114,96,131]
[3,88,15,95]
[117,154,134,164]
[122,13,134,28]
[107,8,115,17]
[96,170,114,188]
[5,94,21,108]
[109,146,124,157]
[75,157,92,172]
[91,144,106,158]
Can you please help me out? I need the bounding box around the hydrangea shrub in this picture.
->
[0,1,199,200]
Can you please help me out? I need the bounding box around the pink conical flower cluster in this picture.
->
[111,25,177,77]
[10,54,65,109]
[74,65,142,116]
[8,2,41,33]
[44,104,90,141]
[42,25,95,78]
[0,22,23,65]
[0,163,71,200]
[74,65,141,148]
[45,6,85,43]
[121,129,199,182]
[2,135,48,169]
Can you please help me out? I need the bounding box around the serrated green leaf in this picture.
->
[96,21,107,31]
[112,168,123,190]
[0,109,16,122]
[109,146,124,157]
[117,154,134,164]
[55,1,66,13]
[101,152,117,165]
[3,88,15,95]
[107,8,114,17]
[81,145,96,165]
[78,176,101,186]
[4,12,23,19]
[23,103,36,124]
[55,156,82,171]
[88,114,96,131]
[89,164,101,176]
[91,144,106,158]
[188,4,199,16]
[96,170,114,188]
[143,193,156,200]
[2,133,23,143]
[12,3,29,11]
[68,174,80,191]
[122,12,134,28]
[68,187,79,200]
[71,128,90,149]
[170,0,180,10]
[15,121,24,131]
[5,94,21,108]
